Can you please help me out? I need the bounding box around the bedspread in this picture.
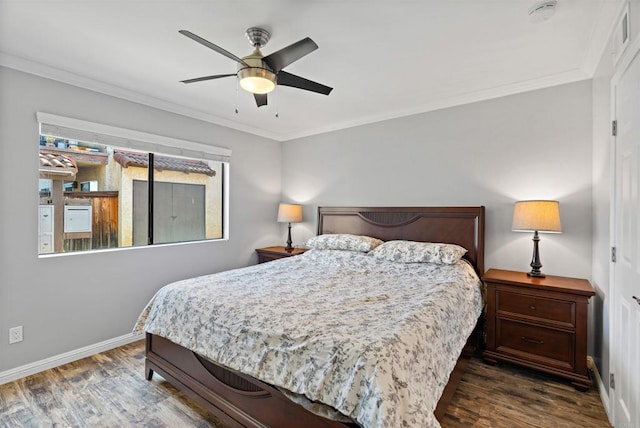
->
[134,249,483,428]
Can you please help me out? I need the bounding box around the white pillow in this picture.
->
[370,240,467,264]
[304,234,383,253]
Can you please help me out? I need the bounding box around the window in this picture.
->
[37,113,230,255]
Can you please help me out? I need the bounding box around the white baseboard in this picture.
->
[587,355,612,424]
[0,332,144,385]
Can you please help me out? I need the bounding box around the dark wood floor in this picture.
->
[0,340,610,427]
[441,357,610,427]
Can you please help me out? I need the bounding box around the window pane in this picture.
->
[132,179,149,246]
[38,135,225,255]
[38,135,122,254]
[151,153,222,244]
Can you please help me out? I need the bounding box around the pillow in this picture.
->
[304,234,383,252]
[370,240,467,264]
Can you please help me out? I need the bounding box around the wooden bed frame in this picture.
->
[145,206,485,428]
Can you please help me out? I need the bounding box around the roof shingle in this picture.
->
[113,151,216,177]
[39,151,78,177]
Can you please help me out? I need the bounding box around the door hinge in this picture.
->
[612,120,617,136]
[611,247,617,263]
[610,373,615,389]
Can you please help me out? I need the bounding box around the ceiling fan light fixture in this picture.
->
[238,68,276,94]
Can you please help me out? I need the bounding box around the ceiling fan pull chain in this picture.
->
[275,87,279,118]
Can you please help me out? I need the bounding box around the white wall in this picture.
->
[0,66,282,372]
[283,81,593,284]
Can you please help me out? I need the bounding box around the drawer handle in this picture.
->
[529,305,536,310]
[521,336,544,345]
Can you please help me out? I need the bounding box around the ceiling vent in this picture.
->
[529,0,558,23]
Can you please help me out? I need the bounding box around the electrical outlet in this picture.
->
[9,326,23,344]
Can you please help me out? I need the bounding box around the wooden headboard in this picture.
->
[317,206,485,275]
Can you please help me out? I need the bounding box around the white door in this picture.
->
[612,46,640,428]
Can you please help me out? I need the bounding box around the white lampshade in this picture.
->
[277,203,303,223]
[512,200,562,233]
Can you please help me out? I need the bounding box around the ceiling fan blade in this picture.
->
[263,37,318,72]
[277,71,332,95]
[254,93,268,107]
[179,30,249,67]
[180,74,236,84]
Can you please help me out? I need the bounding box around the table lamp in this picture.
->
[512,200,562,278]
[277,203,303,252]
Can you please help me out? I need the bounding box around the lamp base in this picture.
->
[527,271,546,278]
[528,230,545,278]
[284,222,294,252]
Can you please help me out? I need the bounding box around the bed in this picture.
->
[136,206,485,428]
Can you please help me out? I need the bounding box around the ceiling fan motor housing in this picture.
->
[245,27,271,48]
[237,47,277,94]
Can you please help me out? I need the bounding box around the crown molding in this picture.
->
[0,52,283,141]
[580,0,628,77]
[281,68,590,141]
[1,52,591,143]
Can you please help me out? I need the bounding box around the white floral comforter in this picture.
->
[135,249,483,428]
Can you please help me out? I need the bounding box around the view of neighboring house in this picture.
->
[38,136,223,254]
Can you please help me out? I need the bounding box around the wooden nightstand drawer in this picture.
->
[257,253,285,263]
[255,246,307,264]
[496,319,574,370]
[496,290,575,327]
[483,269,594,390]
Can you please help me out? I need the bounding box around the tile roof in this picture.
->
[39,150,78,177]
[113,151,216,177]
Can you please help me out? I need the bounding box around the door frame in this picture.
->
[609,29,640,428]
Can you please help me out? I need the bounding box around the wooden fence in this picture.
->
[63,191,118,252]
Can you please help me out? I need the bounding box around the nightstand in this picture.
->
[482,268,595,391]
[255,246,307,264]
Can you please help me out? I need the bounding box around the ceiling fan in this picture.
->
[179,27,333,108]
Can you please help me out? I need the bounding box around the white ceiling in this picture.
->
[0,0,623,141]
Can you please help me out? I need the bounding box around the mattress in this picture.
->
[135,249,483,428]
